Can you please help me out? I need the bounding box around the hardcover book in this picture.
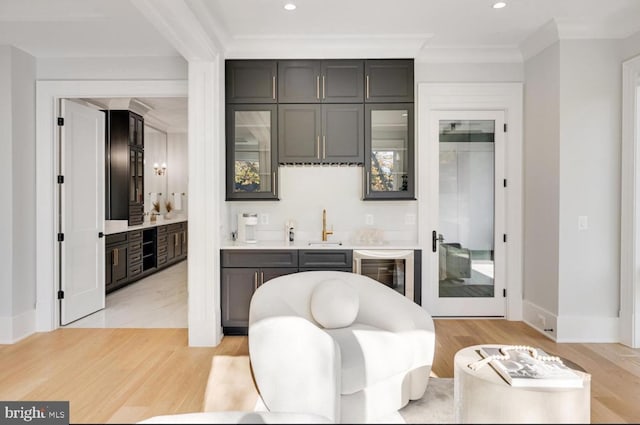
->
[479,346,584,388]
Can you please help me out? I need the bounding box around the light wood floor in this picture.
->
[1,320,639,423]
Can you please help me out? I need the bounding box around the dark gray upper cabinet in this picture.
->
[279,60,364,103]
[279,104,363,164]
[278,60,322,103]
[278,104,322,163]
[226,104,279,200]
[365,59,414,103]
[226,60,277,103]
[321,60,364,103]
[322,104,364,163]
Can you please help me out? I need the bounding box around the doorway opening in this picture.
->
[58,96,189,329]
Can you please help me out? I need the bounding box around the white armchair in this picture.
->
[248,271,436,423]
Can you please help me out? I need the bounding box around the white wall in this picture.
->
[622,30,640,61]
[558,40,622,321]
[167,132,188,216]
[0,46,36,343]
[144,126,169,214]
[523,43,561,315]
[0,47,13,322]
[37,56,187,80]
[415,62,524,83]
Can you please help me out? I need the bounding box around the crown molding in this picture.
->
[223,34,432,59]
[416,46,522,64]
[519,19,559,62]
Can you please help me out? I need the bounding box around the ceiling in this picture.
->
[84,97,188,132]
[5,0,639,129]
[1,0,639,59]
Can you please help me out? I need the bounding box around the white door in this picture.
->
[425,111,506,317]
[59,99,105,325]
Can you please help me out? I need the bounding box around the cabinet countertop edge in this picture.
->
[221,240,420,250]
[105,217,188,235]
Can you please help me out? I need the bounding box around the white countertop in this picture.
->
[221,239,420,250]
[105,216,188,235]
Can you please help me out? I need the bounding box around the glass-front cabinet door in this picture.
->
[364,103,414,200]
[129,148,144,204]
[226,104,278,200]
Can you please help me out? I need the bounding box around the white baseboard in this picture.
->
[0,309,36,344]
[523,300,620,343]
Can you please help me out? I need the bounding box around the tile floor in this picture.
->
[64,260,187,328]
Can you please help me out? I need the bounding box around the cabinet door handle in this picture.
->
[316,75,320,99]
[113,248,118,267]
[260,271,264,286]
[254,271,259,290]
[316,136,320,159]
[322,75,325,99]
[322,135,326,159]
[182,231,185,244]
[272,76,276,100]
[175,234,178,247]
[272,172,277,196]
[366,74,370,99]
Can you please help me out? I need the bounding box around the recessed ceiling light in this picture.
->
[493,2,507,8]
[284,3,296,11]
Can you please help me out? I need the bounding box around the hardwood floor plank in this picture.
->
[2,320,640,423]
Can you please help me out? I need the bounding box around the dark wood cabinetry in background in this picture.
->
[105,110,144,225]
[106,233,129,293]
[106,221,188,294]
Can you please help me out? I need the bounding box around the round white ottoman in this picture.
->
[453,344,590,424]
[137,411,332,424]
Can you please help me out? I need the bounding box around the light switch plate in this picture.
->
[259,213,269,225]
[578,215,588,230]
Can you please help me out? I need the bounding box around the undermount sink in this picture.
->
[307,241,343,247]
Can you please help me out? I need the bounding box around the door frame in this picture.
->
[620,54,640,348]
[417,83,523,320]
[35,80,187,332]
[426,110,506,316]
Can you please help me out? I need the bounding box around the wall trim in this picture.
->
[522,300,557,341]
[0,309,35,344]
[35,80,188,335]
[620,53,640,348]
[557,315,620,343]
[417,83,523,320]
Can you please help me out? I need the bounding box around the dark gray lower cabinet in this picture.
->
[221,249,299,335]
[221,266,297,334]
[221,249,355,335]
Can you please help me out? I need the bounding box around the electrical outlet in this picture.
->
[259,213,269,225]
[405,213,416,225]
[365,214,374,225]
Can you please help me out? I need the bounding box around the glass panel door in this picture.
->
[426,111,505,317]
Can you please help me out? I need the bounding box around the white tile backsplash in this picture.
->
[225,166,418,243]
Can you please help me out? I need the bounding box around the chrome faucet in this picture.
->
[322,209,333,241]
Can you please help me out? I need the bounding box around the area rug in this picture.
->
[253,377,455,424]
[399,377,454,424]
